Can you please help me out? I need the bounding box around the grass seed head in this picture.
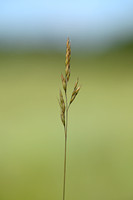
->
[70,80,80,105]
[65,38,71,81]
[59,38,81,127]
[59,90,65,126]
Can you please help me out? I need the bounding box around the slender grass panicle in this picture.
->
[58,38,80,200]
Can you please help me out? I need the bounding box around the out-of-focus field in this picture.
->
[0,46,133,200]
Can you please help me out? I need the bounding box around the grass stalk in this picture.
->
[59,38,80,200]
[63,84,68,200]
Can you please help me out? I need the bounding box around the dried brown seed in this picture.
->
[70,86,80,105]
[66,69,70,81]
[61,111,65,127]
[65,65,68,75]
[70,94,76,104]
[59,90,65,112]
[61,74,66,91]
[60,90,64,104]
[74,78,79,90]
[61,102,65,113]
[75,86,80,94]
[71,89,76,97]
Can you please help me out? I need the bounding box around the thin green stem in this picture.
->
[63,133,67,200]
[63,86,68,200]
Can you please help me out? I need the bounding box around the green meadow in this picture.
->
[0,46,133,200]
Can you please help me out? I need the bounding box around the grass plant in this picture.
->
[59,38,80,200]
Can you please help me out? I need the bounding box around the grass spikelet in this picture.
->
[59,90,65,127]
[65,38,71,81]
[74,77,79,90]
[61,74,66,91]
[70,80,80,105]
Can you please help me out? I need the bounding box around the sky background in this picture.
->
[0,0,133,50]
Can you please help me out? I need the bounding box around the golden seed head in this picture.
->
[65,38,71,81]
[59,38,81,126]
[66,37,69,47]
[59,90,65,126]
[69,78,80,105]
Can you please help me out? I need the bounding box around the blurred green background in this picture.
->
[0,1,133,200]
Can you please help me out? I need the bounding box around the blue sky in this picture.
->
[0,0,133,49]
